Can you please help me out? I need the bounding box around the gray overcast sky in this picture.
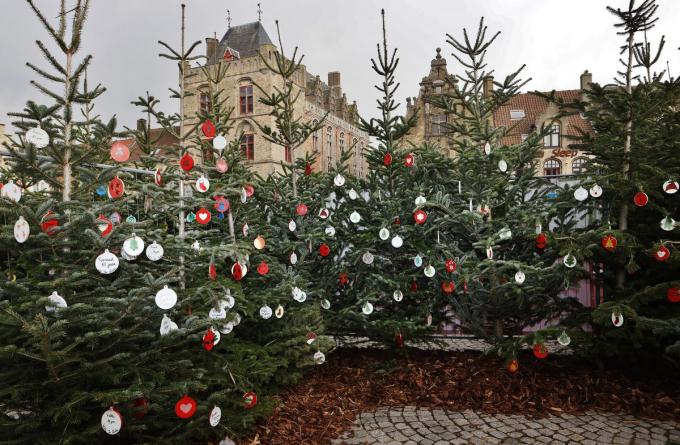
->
[2,0,680,133]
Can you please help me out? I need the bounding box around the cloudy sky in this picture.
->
[1,0,679,133]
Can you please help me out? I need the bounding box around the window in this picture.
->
[352,138,358,173]
[544,124,561,147]
[312,120,319,152]
[572,157,587,174]
[339,132,345,154]
[326,126,333,167]
[199,92,212,115]
[239,85,254,114]
[431,114,447,136]
[510,110,525,120]
[241,134,254,160]
[543,158,561,177]
[285,145,292,163]
[435,86,442,94]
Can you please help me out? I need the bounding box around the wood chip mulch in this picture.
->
[240,348,680,445]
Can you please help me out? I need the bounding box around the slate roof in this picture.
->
[209,21,273,64]
[494,90,594,146]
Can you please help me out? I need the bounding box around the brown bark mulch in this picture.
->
[241,348,680,445]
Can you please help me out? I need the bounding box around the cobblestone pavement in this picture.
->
[331,406,680,445]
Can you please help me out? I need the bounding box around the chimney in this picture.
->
[137,118,147,132]
[483,75,494,98]
[206,37,218,61]
[580,70,592,90]
[328,71,341,88]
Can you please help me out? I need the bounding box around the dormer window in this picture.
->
[510,110,525,120]
[544,123,561,147]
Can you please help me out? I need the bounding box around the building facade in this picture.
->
[183,21,368,177]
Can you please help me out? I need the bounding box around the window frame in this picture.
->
[543,158,562,177]
[544,123,561,147]
[241,133,255,160]
[431,114,447,136]
[239,85,254,115]
[572,157,587,175]
[199,91,212,115]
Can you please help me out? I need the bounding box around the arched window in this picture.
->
[326,126,333,168]
[544,123,561,147]
[543,158,561,177]
[339,132,345,155]
[572,157,587,174]
[312,120,319,153]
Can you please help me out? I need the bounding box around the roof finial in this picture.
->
[257,3,262,22]
[227,9,231,29]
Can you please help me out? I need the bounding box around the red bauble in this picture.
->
[40,211,59,235]
[654,245,671,262]
[393,216,401,225]
[507,359,519,374]
[110,141,130,162]
[201,119,216,139]
[305,162,312,176]
[532,344,548,359]
[175,395,197,419]
[339,272,349,286]
[257,261,269,276]
[441,281,455,294]
[395,333,404,347]
[383,152,393,166]
[108,176,125,199]
[132,397,148,420]
[413,209,427,225]
[180,152,194,172]
[154,168,163,186]
[445,259,457,273]
[535,233,547,245]
[667,287,680,303]
[410,279,418,292]
[243,184,255,197]
[633,192,649,207]
[319,243,330,257]
[196,207,211,225]
[601,234,618,252]
[209,263,217,281]
[243,391,258,409]
[203,328,216,351]
[404,153,415,167]
[296,203,308,216]
[232,263,244,281]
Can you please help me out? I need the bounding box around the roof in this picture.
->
[210,21,273,63]
[494,90,594,146]
[117,127,180,162]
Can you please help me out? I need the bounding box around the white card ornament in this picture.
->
[259,305,273,319]
[563,253,577,268]
[195,176,210,193]
[233,313,242,326]
[611,311,624,327]
[45,291,67,312]
[334,174,346,187]
[348,188,358,200]
[145,241,164,261]
[393,290,403,302]
[240,187,247,203]
[121,250,136,262]
[160,314,178,336]
[663,179,679,194]
[589,184,603,198]
[414,255,423,267]
[362,301,373,315]
[498,159,508,172]
[514,270,526,284]
[155,285,177,310]
[192,240,201,251]
[661,216,675,231]
[574,187,588,201]
[486,246,494,259]
[209,406,222,427]
[325,226,336,237]
[483,141,492,155]
[275,304,285,318]
[26,127,49,148]
[414,195,427,206]
[242,223,249,237]
[290,252,298,265]
[557,331,571,346]
[321,299,331,310]
[209,306,227,320]
[222,294,235,309]
[213,135,227,151]
[95,249,119,274]
[349,211,361,223]
[220,322,234,335]
[14,216,29,243]
[101,408,122,435]
[391,235,403,248]
[498,227,512,241]
[288,219,297,232]
[313,351,326,365]
[424,265,435,278]
[292,287,307,303]
[362,252,374,265]
[379,228,390,240]
[123,234,145,257]
[1,181,22,203]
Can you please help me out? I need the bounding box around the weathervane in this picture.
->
[227,9,231,29]
[257,3,262,22]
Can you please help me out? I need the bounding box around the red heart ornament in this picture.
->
[201,119,216,139]
[196,208,211,225]
[180,153,194,172]
[319,243,330,257]
[175,395,197,419]
[108,176,125,199]
[533,343,548,359]
[445,259,457,273]
[667,287,680,303]
[655,245,670,262]
[633,192,648,207]
[404,153,415,167]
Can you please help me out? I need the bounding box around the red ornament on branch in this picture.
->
[395,332,404,347]
[243,391,258,409]
[180,152,194,172]
[601,234,618,252]
[132,397,148,420]
[413,209,427,225]
[667,287,680,303]
[383,152,392,166]
[319,243,330,257]
[201,119,216,139]
[532,343,548,359]
[296,203,308,216]
[654,245,671,262]
[203,328,217,351]
[507,359,519,374]
[441,281,455,294]
[445,259,457,273]
[305,162,312,176]
[410,279,418,292]
[339,272,349,286]
[404,153,415,167]
[108,176,125,199]
[209,263,217,281]
[40,211,59,236]
[535,233,547,251]
[257,261,269,276]
[633,192,649,207]
[231,262,244,281]
[175,395,197,419]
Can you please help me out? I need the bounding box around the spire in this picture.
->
[227,9,231,29]
[257,3,262,22]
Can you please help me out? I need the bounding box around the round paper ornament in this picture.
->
[213,196,230,214]
[203,327,221,350]
[413,210,427,225]
[404,152,415,167]
[96,249,119,274]
[589,184,603,198]
[231,262,247,280]
[287,219,297,232]
[296,203,308,216]
[319,243,330,257]
[26,126,49,148]
[362,251,374,265]
[209,406,222,427]
[348,188,358,200]
[361,301,374,315]
[95,185,107,197]
[101,407,123,435]
[391,235,403,248]
[209,306,227,320]
[275,305,284,318]
[260,305,273,319]
[313,351,326,365]
[306,332,317,344]
[611,311,624,327]
[318,208,329,219]
[414,255,423,267]
[379,228,390,240]
[507,359,519,374]
[196,207,211,225]
[109,212,121,225]
[121,250,136,262]
[243,391,258,409]
[325,226,336,237]
[563,253,577,268]
[654,245,670,262]
[213,135,227,151]
[424,265,435,277]
[290,252,298,265]
[601,234,617,252]
[663,179,679,194]
[414,195,427,206]
[633,192,648,207]
[175,395,197,419]
[557,331,571,346]
[532,344,548,359]
[45,291,67,312]
[660,216,675,232]
[123,234,145,257]
[201,119,216,139]
[180,152,194,171]
[216,158,228,173]
[498,159,508,172]
[483,142,492,155]
[220,322,234,334]
[321,299,331,310]
[1,181,21,202]
[14,216,29,243]
[393,290,403,302]
[253,235,266,250]
[383,152,392,166]
[186,212,196,223]
[125,215,137,224]
[155,286,177,310]
[257,261,269,276]
[293,289,307,303]
[160,314,178,335]
[573,186,588,201]
[350,211,361,223]
[334,174,346,187]
[441,281,455,294]
[515,270,526,284]
[445,259,457,273]
[222,294,235,309]
[667,287,680,303]
[195,176,210,193]
[110,141,130,162]
[108,176,125,199]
